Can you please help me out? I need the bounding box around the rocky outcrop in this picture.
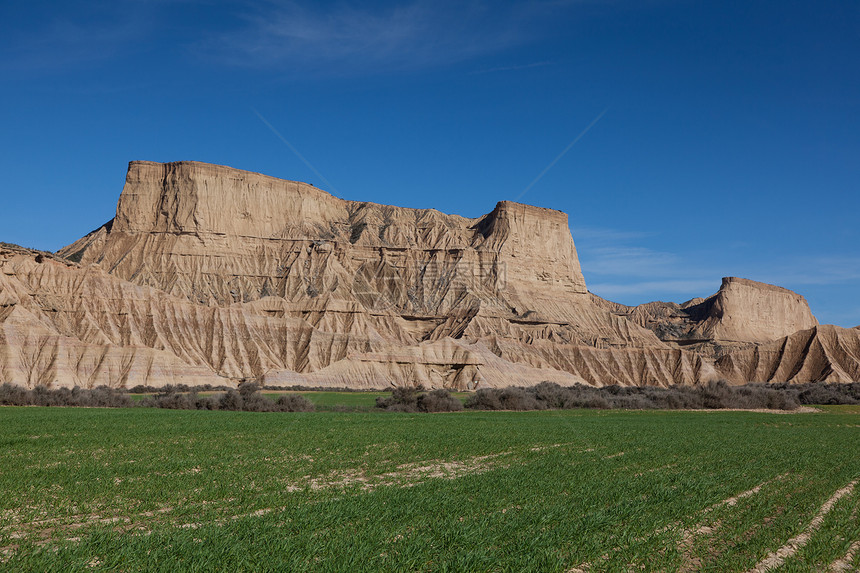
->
[599,277,819,350]
[1,241,697,389]
[0,247,219,388]
[48,161,689,389]
[0,160,853,389]
[61,161,588,311]
[691,278,818,343]
[588,274,853,385]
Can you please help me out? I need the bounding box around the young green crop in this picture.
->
[1,407,858,571]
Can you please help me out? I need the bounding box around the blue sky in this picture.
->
[1,1,858,326]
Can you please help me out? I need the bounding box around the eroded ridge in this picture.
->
[12,159,855,390]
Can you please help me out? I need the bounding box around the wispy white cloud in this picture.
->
[579,246,687,278]
[572,226,655,245]
[573,224,723,302]
[814,307,860,328]
[196,1,543,75]
[3,1,577,78]
[756,256,860,286]
[575,224,860,320]
[587,280,718,299]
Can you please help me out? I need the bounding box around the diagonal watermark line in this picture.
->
[251,107,339,194]
[516,107,608,201]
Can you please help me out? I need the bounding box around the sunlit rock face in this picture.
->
[0,161,849,389]
[598,277,818,348]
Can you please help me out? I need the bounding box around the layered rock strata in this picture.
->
[0,160,853,388]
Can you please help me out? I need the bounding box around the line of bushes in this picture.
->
[0,384,135,408]
[3,381,859,413]
[462,381,860,411]
[375,381,860,412]
[127,383,390,394]
[791,381,860,405]
[375,386,464,412]
[266,385,390,392]
[127,383,232,394]
[0,382,314,412]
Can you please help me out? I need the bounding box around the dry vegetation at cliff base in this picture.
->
[2,404,859,571]
[4,380,860,413]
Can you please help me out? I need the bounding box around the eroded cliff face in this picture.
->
[63,161,587,313]
[46,161,690,389]
[693,278,818,343]
[0,160,850,389]
[0,247,219,388]
[715,325,860,384]
[599,277,819,350]
[587,272,852,384]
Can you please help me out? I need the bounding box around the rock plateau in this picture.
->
[0,160,856,389]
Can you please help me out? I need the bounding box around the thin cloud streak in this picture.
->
[579,246,685,278]
[200,1,534,76]
[815,307,860,328]
[575,226,724,302]
[577,225,860,321]
[572,226,656,245]
[588,280,718,299]
[713,256,860,290]
[766,257,860,285]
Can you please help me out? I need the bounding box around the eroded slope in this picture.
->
[0,160,851,388]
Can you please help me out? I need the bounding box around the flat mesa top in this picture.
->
[126,160,568,221]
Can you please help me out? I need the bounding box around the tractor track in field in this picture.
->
[829,539,860,572]
[746,479,858,573]
[567,474,789,572]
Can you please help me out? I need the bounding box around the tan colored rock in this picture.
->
[62,161,588,314]
[0,252,220,388]
[692,277,818,343]
[0,246,679,389]
[716,325,860,383]
[599,277,819,349]
[0,160,850,389]
[49,160,693,389]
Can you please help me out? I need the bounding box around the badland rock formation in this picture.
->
[0,161,856,388]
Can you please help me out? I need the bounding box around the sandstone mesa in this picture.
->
[1,160,857,389]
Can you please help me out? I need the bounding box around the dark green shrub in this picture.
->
[275,394,315,412]
[375,385,423,412]
[417,389,463,412]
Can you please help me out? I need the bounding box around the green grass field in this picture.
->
[1,406,858,571]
